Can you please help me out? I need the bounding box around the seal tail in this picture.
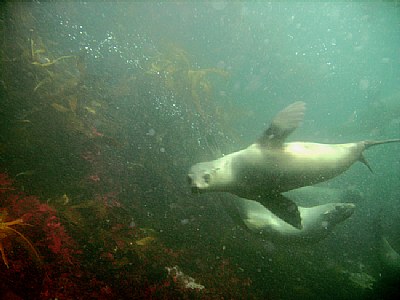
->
[360,139,400,173]
[364,139,400,149]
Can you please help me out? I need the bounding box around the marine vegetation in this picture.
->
[147,43,229,120]
[348,271,376,290]
[0,210,41,268]
[30,32,74,68]
[0,173,41,268]
[0,172,111,298]
[0,4,354,298]
[0,165,254,298]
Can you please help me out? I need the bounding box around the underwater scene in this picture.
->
[0,1,399,299]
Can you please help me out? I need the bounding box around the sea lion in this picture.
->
[283,185,364,207]
[222,197,355,244]
[188,101,400,229]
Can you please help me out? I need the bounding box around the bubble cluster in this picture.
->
[54,12,157,70]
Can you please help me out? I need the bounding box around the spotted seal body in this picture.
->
[188,102,400,229]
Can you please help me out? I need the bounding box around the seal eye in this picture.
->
[203,174,211,184]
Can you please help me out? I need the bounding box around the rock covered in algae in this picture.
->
[165,265,205,290]
[348,272,376,290]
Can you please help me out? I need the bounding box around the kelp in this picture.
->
[0,3,254,298]
[146,43,229,120]
[0,210,41,268]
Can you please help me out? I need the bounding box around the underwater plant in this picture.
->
[0,210,41,268]
[146,43,229,120]
[0,172,113,298]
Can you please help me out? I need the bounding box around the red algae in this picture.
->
[1,171,238,299]
[0,172,111,299]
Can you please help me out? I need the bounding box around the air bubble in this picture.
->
[146,128,155,136]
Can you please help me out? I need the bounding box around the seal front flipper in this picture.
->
[258,101,306,148]
[257,193,302,229]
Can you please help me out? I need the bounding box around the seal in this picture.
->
[283,185,364,207]
[222,197,355,244]
[188,101,400,229]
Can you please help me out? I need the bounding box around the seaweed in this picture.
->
[0,172,111,298]
[146,43,229,121]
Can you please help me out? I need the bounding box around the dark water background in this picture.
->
[1,1,399,299]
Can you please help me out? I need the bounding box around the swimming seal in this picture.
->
[188,102,400,229]
[222,197,355,244]
[283,185,364,207]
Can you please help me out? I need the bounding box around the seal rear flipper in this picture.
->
[258,101,306,148]
[364,139,400,149]
[360,139,400,173]
[359,153,373,173]
[259,193,302,229]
